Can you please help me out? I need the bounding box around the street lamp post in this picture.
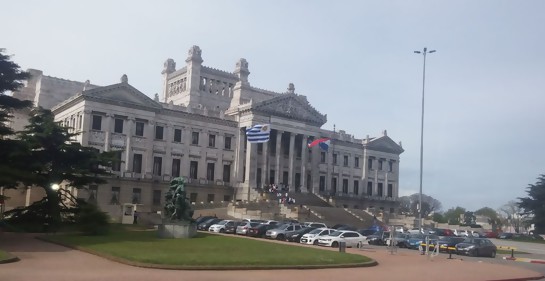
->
[414,47,436,230]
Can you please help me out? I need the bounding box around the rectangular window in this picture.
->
[88,185,98,203]
[132,188,141,204]
[207,162,215,181]
[135,121,144,136]
[343,155,349,166]
[368,158,373,170]
[153,190,161,206]
[190,161,198,179]
[387,184,393,198]
[207,194,215,203]
[378,183,384,197]
[367,181,373,196]
[192,132,199,145]
[92,115,102,130]
[112,151,122,172]
[190,193,197,203]
[208,134,216,147]
[342,179,348,194]
[172,159,181,177]
[354,180,359,195]
[269,169,275,184]
[224,136,232,150]
[389,161,394,172]
[319,176,326,191]
[153,156,162,176]
[331,177,337,194]
[223,164,231,182]
[333,153,338,165]
[223,195,231,202]
[379,160,383,170]
[114,118,124,133]
[110,186,120,204]
[174,129,182,142]
[78,115,82,129]
[355,157,360,168]
[320,151,326,163]
[133,154,142,173]
[155,126,164,140]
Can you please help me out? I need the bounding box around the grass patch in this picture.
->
[46,226,371,267]
[0,249,11,261]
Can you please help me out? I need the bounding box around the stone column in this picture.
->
[216,133,225,184]
[234,128,245,184]
[244,140,258,199]
[164,123,172,180]
[261,140,269,188]
[300,135,308,193]
[124,117,135,174]
[181,126,192,178]
[287,132,295,191]
[81,110,92,146]
[310,136,320,193]
[104,113,113,152]
[198,130,208,181]
[275,130,282,185]
[143,121,155,178]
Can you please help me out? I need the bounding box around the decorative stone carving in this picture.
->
[234,58,250,82]
[186,45,203,63]
[287,83,295,94]
[154,93,159,102]
[162,58,176,75]
[111,133,126,147]
[252,95,327,126]
[121,74,128,83]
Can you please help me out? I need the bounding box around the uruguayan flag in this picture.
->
[246,124,271,143]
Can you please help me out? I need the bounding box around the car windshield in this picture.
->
[329,231,343,237]
[410,234,424,239]
[250,222,260,227]
[217,220,228,225]
[308,229,323,235]
[463,238,477,243]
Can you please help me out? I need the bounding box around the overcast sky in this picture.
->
[4,0,545,212]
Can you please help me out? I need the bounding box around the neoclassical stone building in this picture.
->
[10,46,404,220]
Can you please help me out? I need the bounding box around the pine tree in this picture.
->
[519,174,545,234]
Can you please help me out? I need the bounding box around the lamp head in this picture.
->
[429,50,436,53]
[414,51,421,54]
[51,184,60,191]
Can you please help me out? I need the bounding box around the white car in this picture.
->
[300,228,334,245]
[317,230,367,248]
[303,222,328,228]
[208,220,233,233]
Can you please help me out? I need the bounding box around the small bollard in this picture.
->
[448,248,453,259]
[511,249,514,258]
[339,242,346,253]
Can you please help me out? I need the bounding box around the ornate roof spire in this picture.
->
[121,74,128,83]
[287,83,295,94]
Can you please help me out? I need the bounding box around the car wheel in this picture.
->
[331,241,339,248]
[356,241,363,248]
[276,234,284,241]
[490,250,496,258]
[469,249,477,257]
[313,240,319,245]
[219,228,225,233]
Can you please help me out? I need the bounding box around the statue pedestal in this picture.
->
[158,221,197,238]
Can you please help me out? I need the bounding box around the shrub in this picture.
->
[74,203,110,235]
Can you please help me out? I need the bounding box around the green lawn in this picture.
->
[46,227,371,267]
[0,249,10,261]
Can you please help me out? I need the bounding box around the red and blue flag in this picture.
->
[307,137,330,151]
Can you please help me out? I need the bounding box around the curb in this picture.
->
[0,253,20,264]
[37,236,378,270]
[503,256,545,265]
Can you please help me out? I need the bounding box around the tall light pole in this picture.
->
[414,47,435,230]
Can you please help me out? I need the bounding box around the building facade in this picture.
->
[10,46,404,220]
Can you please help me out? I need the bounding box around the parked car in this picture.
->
[431,228,455,237]
[194,216,216,225]
[437,236,466,253]
[224,221,243,234]
[300,228,335,245]
[266,224,303,240]
[366,231,391,245]
[242,218,265,224]
[236,222,261,235]
[197,218,222,231]
[285,227,317,242]
[208,220,234,233]
[247,224,276,238]
[384,233,410,248]
[483,231,499,238]
[331,224,357,231]
[303,222,328,228]
[407,234,438,250]
[317,230,367,248]
[499,232,514,239]
[455,238,497,258]
[261,220,279,225]
[358,228,378,236]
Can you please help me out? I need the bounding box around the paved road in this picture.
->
[491,238,545,256]
[0,233,543,281]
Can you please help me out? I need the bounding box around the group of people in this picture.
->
[261,184,297,205]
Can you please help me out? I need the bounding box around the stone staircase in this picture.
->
[307,206,368,229]
[345,208,377,228]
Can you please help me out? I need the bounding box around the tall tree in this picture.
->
[398,193,442,217]
[475,207,502,231]
[519,175,545,234]
[500,200,526,233]
[16,107,116,227]
[0,49,32,189]
[443,206,466,225]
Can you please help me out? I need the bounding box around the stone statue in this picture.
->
[164,177,194,222]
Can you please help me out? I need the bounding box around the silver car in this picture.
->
[265,224,303,240]
[236,222,260,235]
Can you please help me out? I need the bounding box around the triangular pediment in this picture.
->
[366,136,404,155]
[251,93,327,126]
[82,83,161,110]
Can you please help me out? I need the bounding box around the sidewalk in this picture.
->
[0,232,543,281]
